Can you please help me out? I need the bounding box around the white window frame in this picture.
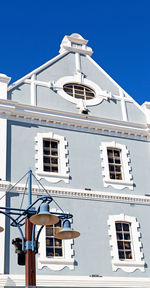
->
[107,214,145,272]
[35,132,69,183]
[100,141,133,190]
[54,75,111,108]
[37,209,74,271]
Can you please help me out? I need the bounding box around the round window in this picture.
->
[63,83,95,100]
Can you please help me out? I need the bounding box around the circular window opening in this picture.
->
[63,83,95,100]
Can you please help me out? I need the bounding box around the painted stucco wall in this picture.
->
[7,120,150,196]
[6,192,150,278]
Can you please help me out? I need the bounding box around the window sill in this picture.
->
[38,257,74,271]
[104,179,133,190]
[36,171,69,184]
[112,260,145,272]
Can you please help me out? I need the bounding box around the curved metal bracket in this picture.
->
[0,211,25,251]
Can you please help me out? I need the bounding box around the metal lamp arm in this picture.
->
[0,210,25,251]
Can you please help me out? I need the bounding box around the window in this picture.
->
[108,214,145,272]
[37,210,74,271]
[100,141,133,190]
[35,132,69,183]
[107,148,122,180]
[115,222,132,260]
[43,139,59,173]
[46,220,63,257]
[63,83,95,100]
[55,76,111,108]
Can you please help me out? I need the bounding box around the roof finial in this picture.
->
[59,33,93,56]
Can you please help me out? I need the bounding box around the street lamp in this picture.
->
[0,170,80,288]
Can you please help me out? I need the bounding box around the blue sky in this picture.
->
[0,0,150,105]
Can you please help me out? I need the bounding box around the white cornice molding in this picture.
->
[1,182,150,206]
[1,274,150,287]
[0,99,148,141]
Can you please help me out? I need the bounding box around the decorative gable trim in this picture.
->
[8,51,69,91]
[100,141,133,190]
[35,132,69,183]
[108,214,145,272]
[55,76,111,109]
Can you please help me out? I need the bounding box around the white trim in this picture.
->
[0,99,148,140]
[37,209,74,271]
[0,181,150,205]
[35,132,69,183]
[86,55,146,114]
[8,51,69,91]
[1,274,150,287]
[100,141,133,190]
[0,119,7,180]
[30,74,37,106]
[55,76,111,109]
[108,214,145,272]
[119,88,128,121]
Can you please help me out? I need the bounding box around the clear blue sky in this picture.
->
[0,0,150,105]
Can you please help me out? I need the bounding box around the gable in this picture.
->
[7,33,146,125]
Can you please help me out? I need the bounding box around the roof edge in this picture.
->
[8,51,69,91]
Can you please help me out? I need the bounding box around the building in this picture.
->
[0,33,150,287]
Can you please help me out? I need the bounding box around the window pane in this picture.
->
[46,248,54,257]
[117,241,124,249]
[123,224,129,231]
[119,251,125,259]
[124,233,130,240]
[125,251,132,259]
[115,223,122,231]
[117,232,123,240]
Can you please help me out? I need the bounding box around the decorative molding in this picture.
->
[100,141,133,190]
[1,182,150,206]
[30,73,37,106]
[59,33,93,56]
[0,99,148,141]
[37,209,74,271]
[54,75,111,108]
[108,214,145,272]
[1,274,150,287]
[119,88,128,121]
[35,132,69,183]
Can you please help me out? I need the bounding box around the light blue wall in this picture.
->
[8,83,30,105]
[80,55,119,96]
[7,120,150,196]
[7,192,150,278]
[36,53,75,81]
[126,102,146,123]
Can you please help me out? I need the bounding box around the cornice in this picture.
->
[1,274,150,287]
[1,181,150,206]
[0,99,149,141]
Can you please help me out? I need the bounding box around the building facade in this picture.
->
[0,33,150,287]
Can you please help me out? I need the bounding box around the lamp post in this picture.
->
[0,170,80,288]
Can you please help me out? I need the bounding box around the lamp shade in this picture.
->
[30,202,59,226]
[55,220,80,240]
[0,226,4,232]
